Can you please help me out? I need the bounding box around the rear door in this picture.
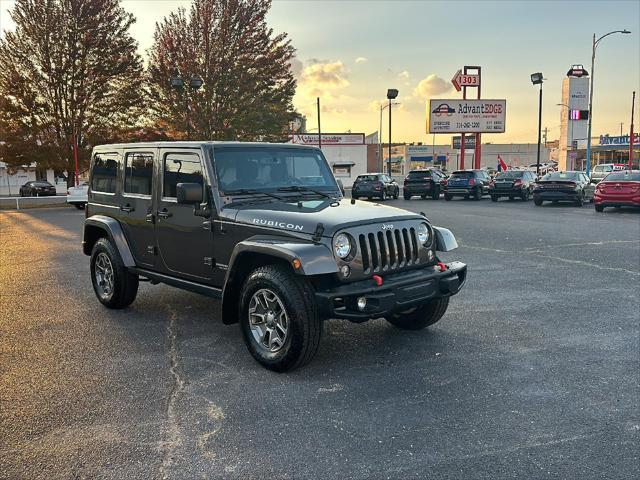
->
[120,148,157,268]
[155,148,213,282]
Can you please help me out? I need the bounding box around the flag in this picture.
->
[498,155,508,172]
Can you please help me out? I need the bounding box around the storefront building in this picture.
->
[592,133,639,168]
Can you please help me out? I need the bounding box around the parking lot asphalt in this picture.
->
[1,198,639,480]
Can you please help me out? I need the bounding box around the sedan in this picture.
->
[352,173,399,201]
[19,181,57,197]
[594,170,640,212]
[489,170,537,201]
[533,171,595,206]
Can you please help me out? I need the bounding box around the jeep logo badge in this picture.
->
[381,224,394,230]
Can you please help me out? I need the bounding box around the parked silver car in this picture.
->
[590,163,625,184]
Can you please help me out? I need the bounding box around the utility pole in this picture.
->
[317,97,322,149]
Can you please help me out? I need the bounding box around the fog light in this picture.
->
[357,296,367,311]
[340,265,350,277]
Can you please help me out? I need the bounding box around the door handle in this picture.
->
[157,209,173,219]
[120,204,134,213]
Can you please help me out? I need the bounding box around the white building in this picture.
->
[558,65,590,170]
[0,162,64,196]
[289,133,368,182]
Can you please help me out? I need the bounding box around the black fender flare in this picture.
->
[220,235,338,324]
[83,215,135,267]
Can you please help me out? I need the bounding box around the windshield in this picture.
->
[496,171,524,179]
[408,171,432,178]
[543,172,579,181]
[450,171,474,179]
[355,175,379,182]
[214,147,339,195]
[603,171,640,181]
[595,165,613,172]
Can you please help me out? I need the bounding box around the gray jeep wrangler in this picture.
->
[83,142,467,371]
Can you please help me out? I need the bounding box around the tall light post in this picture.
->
[531,73,543,177]
[170,74,204,140]
[378,101,400,171]
[586,29,631,176]
[386,89,399,176]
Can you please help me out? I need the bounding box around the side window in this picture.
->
[91,153,120,193]
[163,152,203,199]
[124,152,154,196]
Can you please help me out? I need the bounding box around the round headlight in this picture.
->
[417,223,431,245]
[333,233,352,259]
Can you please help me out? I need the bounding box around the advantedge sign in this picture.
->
[428,99,506,134]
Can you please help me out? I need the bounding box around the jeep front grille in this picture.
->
[359,227,419,273]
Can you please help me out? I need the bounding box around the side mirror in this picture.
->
[176,182,203,204]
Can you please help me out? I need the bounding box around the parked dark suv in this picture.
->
[83,142,467,371]
[444,170,491,201]
[403,169,446,200]
[351,173,399,200]
[489,170,537,201]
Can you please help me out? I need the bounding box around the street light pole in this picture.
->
[531,72,544,177]
[386,89,398,176]
[586,29,631,176]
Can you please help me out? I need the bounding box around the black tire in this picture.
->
[421,194,427,199]
[595,205,604,212]
[431,185,440,200]
[403,193,411,200]
[575,192,584,207]
[352,195,358,200]
[473,187,482,200]
[394,188,399,199]
[508,196,514,201]
[239,265,321,372]
[386,297,450,330]
[491,195,498,202]
[521,190,530,201]
[74,203,85,210]
[444,193,452,201]
[90,238,139,309]
[534,198,543,206]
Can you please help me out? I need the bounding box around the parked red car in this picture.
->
[593,170,640,212]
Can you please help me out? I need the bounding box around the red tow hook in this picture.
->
[436,262,447,272]
[372,275,383,286]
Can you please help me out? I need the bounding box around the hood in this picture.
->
[229,198,423,237]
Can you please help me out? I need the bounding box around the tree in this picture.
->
[0,0,146,185]
[147,0,297,142]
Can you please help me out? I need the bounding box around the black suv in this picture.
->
[403,169,446,200]
[489,170,537,201]
[83,142,466,371]
[351,173,399,200]
[443,169,491,200]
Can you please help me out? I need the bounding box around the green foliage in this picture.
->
[0,0,146,184]
[147,0,297,142]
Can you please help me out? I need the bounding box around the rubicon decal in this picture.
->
[252,218,304,231]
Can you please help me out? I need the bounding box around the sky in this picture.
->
[1,0,639,144]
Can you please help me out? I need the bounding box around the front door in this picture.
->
[120,149,157,268]
[155,148,213,282]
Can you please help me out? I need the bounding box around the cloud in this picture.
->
[368,99,406,113]
[298,60,349,98]
[289,58,303,79]
[355,57,368,64]
[413,74,452,98]
[398,70,410,80]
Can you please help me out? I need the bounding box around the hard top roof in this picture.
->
[92,141,320,150]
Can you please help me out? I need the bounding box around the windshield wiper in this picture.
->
[223,189,286,201]
[277,185,336,199]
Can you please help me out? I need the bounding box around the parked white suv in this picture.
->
[67,183,88,209]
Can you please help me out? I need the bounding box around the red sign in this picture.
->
[451,69,480,92]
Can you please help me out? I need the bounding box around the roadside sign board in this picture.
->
[451,69,480,91]
[428,99,506,134]
[452,135,477,150]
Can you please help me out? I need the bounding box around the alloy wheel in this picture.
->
[248,288,289,352]
[94,252,114,299]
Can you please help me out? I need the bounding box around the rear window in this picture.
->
[34,181,52,186]
[594,165,613,172]
[408,171,432,178]
[356,175,379,182]
[496,171,524,179]
[450,171,474,178]
[542,172,580,181]
[603,172,640,182]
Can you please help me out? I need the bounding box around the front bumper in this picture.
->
[315,261,467,321]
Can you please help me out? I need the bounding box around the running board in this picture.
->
[130,268,222,299]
